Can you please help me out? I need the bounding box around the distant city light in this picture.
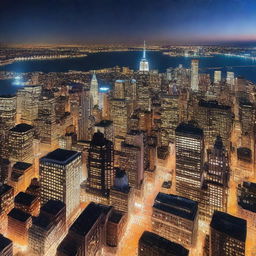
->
[99,87,109,92]
[12,76,23,86]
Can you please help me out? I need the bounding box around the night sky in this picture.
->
[0,0,255,44]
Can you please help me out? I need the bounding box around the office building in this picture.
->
[56,202,113,256]
[237,181,256,227]
[175,123,204,202]
[8,208,32,246]
[139,41,149,72]
[226,71,235,86]
[0,234,13,256]
[28,200,66,256]
[109,168,130,213]
[202,136,229,222]
[17,85,42,124]
[94,120,114,142]
[86,132,114,199]
[8,124,34,162]
[14,192,40,216]
[40,148,82,219]
[0,159,11,184]
[210,211,246,256]
[214,70,221,84]
[152,193,198,248]
[138,231,189,256]
[191,59,199,91]
[106,210,127,247]
[0,184,14,216]
[120,130,147,189]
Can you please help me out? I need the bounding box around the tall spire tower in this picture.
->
[90,70,99,107]
[139,41,149,72]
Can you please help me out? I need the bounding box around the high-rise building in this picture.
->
[202,136,229,222]
[160,94,179,145]
[210,211,246,256]
[36,95,57,145]
[106,210,127,247]
[214,71,221,84]
[195,100,233,149]
[0,159,11,184]
[8,208,32,246]
[0,234,13,256]
[94,120,114,142]
[109,168,130,213]
[175,123,204,203]
[120,130,147,189]
[17,85,42,124]
[8,124,34,162]
[0,92,15,158]
[86,132,114,200]
[138,231,189,256]
[56,202,113,256]
[0,184,14,216]
[40,149,82,219]
[28,200,66,256]
[191,59,199,91]
[139,41,149,72]
[237,181,256,227]
[90,71,99,108]
[226,71,235,86]
[152,193,198,248]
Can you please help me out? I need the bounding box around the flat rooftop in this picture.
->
[10,123,33,133]
[198,100,231,110]
[175,122,203,137]
[153,193,198,221]
[41,199,65,217]
[95,120,113,127]
[40,148,80,165]
[8,208,31,222]
[0,184,13,196]
[210,211,247,242]
[14,192,37,206]
[70,202,112,236]
[57,235,80,256]
[108,210,125,224]
[0,234,12,252]
[140,231,189,256]
[13,161,32,171]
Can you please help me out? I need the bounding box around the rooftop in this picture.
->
[41,199,66,217]
[40,148,80,165]
[198,100,231,110]
[210,211,247,242]
[14,192,37,206]
[175,122,203,137]
[8,208,31,222]
[153,193,198,221]
[13,161,32,171]
[70,202,112,236]
[57,235,80,256]
[0,184,13,196]
[10,123,33,133]
[140,231,189,256]
[95,120,113,127]
[108,210,125,224]
[0,234,12,252]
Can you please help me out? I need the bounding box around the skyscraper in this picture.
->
[152,193,198,248]
[39,149,82,219]
[210,211,246,256]
[175,123,204,202]
[139,41,149,72]
[214,70,221,84]
[138,231,189,256]
[86,132,114,199]
[226,71,235,86]
[191,59,199,91]
[90,71,99,108]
